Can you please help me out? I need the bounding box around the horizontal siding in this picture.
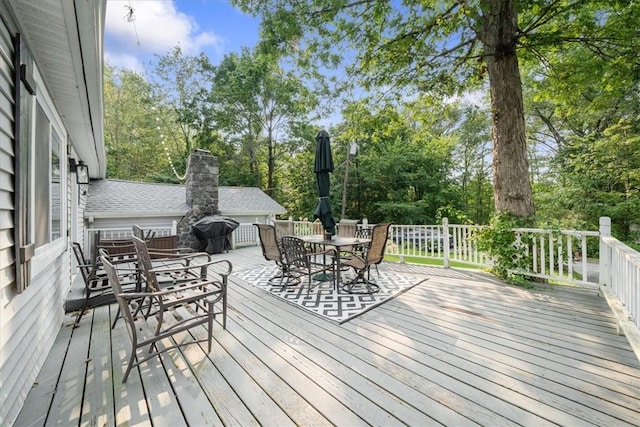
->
[1,246,68,424]
[0,11,17,426]
[0,11,71,426]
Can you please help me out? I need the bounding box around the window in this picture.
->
[51,130,62,240]
[14,34,67,291]
[33,104,63,247]
[34,104,49,247]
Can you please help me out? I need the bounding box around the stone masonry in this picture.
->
[177,149,219,248]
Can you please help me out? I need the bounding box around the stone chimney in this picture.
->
[177,149,219,248]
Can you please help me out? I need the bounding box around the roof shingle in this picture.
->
[85,180,286,217]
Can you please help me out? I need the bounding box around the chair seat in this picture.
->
[336,223,391,294]
[340,256,366,270]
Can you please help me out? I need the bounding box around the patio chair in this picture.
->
[353,226,378,274]
[72,242,139,326]
[132,224,156,241]
[132,236,232,328]
[280,236,336,295]
[273,219,294,239]
[338,223,392,294]
[132,225,194,257]
[337,219,359,238]
[336,218,360,257]
[254,223,301,288]
[100,252,231,383]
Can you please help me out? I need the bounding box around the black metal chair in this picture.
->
[339,223,392,294]
[280,236,336,295]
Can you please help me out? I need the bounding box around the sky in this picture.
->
[105,0,261,72]
[104,0,485,127]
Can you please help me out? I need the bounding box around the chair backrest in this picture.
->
[72,242,94,283]
[132,224,156,242]
[280,236,310,269]
[337,219,359,238]
[255,224,282,263]
[132,225,144,240]
[365,223,392,266]
[132,236,160,292]
[355,227,373,240]
[273,220,294,239]
[100,252,136,330]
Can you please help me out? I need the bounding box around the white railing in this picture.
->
[84,217,638,331]
[84,224,258,251]
[274,218,598,288]
[599,218,639,327]
[509,227,600,287]
[83,226,175,250]
[233,223,259,248]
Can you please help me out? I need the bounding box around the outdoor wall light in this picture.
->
[69,158,90,184]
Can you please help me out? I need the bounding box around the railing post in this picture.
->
[443,217,450,269]
[599,216,611,286]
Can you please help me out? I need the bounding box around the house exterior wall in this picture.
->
[0,11,72,425]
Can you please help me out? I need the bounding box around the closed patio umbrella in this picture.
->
[313,130,336,236]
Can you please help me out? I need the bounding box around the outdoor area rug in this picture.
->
[232,265,428,324]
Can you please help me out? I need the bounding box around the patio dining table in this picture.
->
[297,234,371,292]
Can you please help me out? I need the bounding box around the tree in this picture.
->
[233,0,638,220]
[103,64,174,181]
[152,47,215,172]
[208,48,315,195]
[450,105,493,223]
[333,98,458,224]
[519,2,640,234]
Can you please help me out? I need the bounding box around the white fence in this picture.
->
[599,218,639,328]
[85,217,638,330]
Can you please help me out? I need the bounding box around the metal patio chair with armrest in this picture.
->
[280,236,337,295]
[353,226,379,275]
[132,236,232,329]
[100,252,231,383]
[132,224,195,257]
[337,219,359,239]
[273,219,295,239]
[254,223,301,288]
[338,223,392,294]
[72,242,139,326]
[335,218,360,266]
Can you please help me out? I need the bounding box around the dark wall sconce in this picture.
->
[69,158,90,184]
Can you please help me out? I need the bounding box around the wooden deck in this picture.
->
[16,246,640,426]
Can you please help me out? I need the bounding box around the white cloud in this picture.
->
[105,0,224,62]
[104,51,145,73]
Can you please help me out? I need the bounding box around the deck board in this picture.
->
[17,245,640,426]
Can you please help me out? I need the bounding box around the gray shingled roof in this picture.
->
[85,180,286,218]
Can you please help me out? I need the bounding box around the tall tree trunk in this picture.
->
[480,0,535,218]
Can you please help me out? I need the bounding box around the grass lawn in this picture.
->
[384,254,482,270]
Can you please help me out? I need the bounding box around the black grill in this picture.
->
[191,216,239,254]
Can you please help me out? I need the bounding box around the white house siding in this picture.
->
[0,12,70,425]
[88,215,180,231]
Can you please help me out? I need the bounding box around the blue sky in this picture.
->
[105,0,260,72]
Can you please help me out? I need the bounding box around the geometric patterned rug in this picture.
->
[232,265,428,324]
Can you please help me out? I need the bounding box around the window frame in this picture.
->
[14,34,69,292]
[31,64,68,250]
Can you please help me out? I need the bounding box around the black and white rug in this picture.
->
[233,265,428,324]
